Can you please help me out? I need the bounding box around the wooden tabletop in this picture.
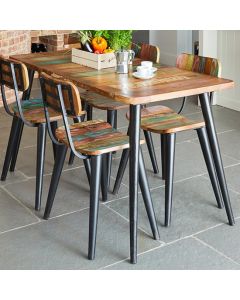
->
[11,51,234,105]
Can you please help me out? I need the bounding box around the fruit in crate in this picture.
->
[77,31,93,53]
[92,37,108,53]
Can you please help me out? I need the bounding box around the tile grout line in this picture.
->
[0,221,41,236]
[192,236,240,267]
[103,204,163,244]
[0,186,41,222]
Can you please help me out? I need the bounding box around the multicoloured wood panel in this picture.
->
[55,119,131,155]
[176,53,221,77]
[10,98,61,123]
[10,51,233,105]
[136,105,205,134]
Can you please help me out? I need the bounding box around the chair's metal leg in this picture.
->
[43,145,68,219]
[50,121,58,161]
[87,105,93,121]
[139,148,160,240]
[112,148,129,195]
[106,110,116,188]
[129,104,141,264]
[9,119,24,172]
[83,158,91,186]
[165,133,176,227]
[101,154,108,201]
[112,110,117,154]
[1,116,19,181]
[199,93,235,225]
[35,123,47,211]
[88,155,102,260]
[144,130,159,174]
[68,118,80,165]
[161,134,167,180]
[196,127,224,209]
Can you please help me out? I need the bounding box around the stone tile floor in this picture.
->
[1,83,240,269]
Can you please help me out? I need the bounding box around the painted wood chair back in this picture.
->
[176,53,221,77]
[0,57,29,92]
[39,72,83,117]
[132,43,160,63]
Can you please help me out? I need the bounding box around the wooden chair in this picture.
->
[0,57,65,211]
[70,43,165,184]
[113,53,227,227]
[39,72,160,260]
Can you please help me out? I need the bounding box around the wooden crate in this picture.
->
[72,48,116,70]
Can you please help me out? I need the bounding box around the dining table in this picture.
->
[10,50,235,264]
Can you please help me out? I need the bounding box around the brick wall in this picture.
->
[0,30,75,107]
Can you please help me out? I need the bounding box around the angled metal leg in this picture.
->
[43,145,68,219]
[112,148,129,195]
[199,93,234,225]
[106,110,116,188]
[50,121,58,161]
[101,154,108,201]
[129,104,141,264]
[139,148,160,240]
[9,119,24,172]
[144,130,159,174]
[161,134,167,180]
[83,158,91,186]
[88,155,102,260]
[35,123,47,211]
[1,116,19,181]
[87,104,93,121]
[68,118,81,165]
[196,127,224,209]
[165,133,176,227]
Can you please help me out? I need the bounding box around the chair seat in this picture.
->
[10,98,61,123]
[55,120,137,155]
[81,91,129,111]
[128,105,205,134]
[10,98,85,124]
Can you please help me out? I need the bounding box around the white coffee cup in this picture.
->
[141,61,153,69]
[137,66,152,77]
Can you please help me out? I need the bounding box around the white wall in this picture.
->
[149,30,192,66]
[216,31,240,111]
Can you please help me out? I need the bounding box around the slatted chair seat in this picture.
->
[81,91,128,111]
[10,98,62,123]
[55,119,137,155]
[126,105,205,134]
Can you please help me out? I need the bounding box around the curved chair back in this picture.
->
[132,43,160,63]
[0,57,29,92]
[176,53,221,77]
[39,72,83,118]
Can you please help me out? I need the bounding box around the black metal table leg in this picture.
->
[129,104,141,264]
[144,130,159,174]
[196,127,224,209]
[161,134,167,180]
[106,110,116,187]
[199,93,234,225]
[139,148,160,240]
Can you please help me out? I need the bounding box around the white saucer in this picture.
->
[132,72,155,80]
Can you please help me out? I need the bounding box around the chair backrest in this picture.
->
[176,53,221,77]
[132,43,160,63]
[0,57,29,92]
[39,72,83,117]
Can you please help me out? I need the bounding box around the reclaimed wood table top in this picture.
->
[11,51,234,105]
